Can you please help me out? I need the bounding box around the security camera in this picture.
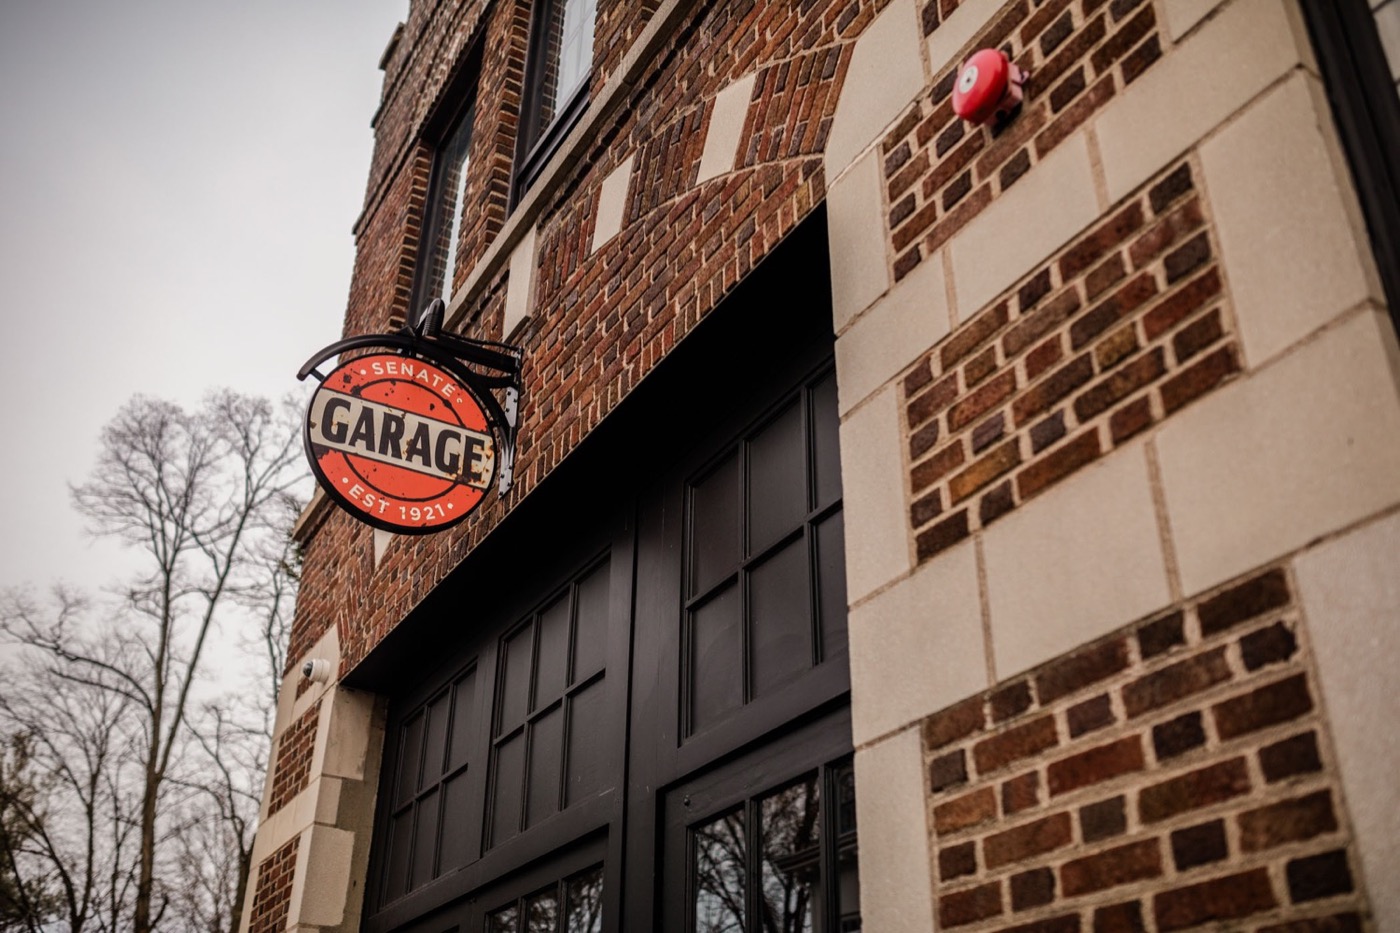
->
[302,658,332,684]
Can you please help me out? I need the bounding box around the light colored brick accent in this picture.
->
[590,153,634,253]
[836,244,951,414]
[1156,307,1400,595]
[1200,73,1382,367]
[1296,510,1400,932]
[825,0,927,183]
[850,539,985,744]
[828,149,891,332]
[854,726,938,933]
[839,384,914,602]
[983,444,1170,679]
[696,73,757,185]
[1095,0,1306,203]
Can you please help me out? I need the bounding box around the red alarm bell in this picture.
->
[952,48,1027,126]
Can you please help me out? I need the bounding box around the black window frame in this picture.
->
[512,0,598,205]
[409,47,484,322]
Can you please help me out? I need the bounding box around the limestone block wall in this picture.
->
[825,0,1400,930]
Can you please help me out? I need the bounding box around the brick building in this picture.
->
[241,0,1400,931]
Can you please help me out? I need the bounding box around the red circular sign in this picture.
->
[305,353,496,533]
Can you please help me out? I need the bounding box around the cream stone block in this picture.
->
[948,132,1098,320]
[1162,0,1225,40]
[289,825,356,928]
[1295,511,1400,932]
[1200,74,1380,367]
[1157,308,1400,595]
[849,540,987,744]
[839,386,913,602]
[983,444,1170,678]
[590,152,635,253]
[696,73,757,185]
[853,727,936,933]
[824,0,926,183]
[1096,0,1305,203]
[827,149,891,333]
[1378,2,1400,80]
[503,222,539,340]
[926,0,1010,78]
[372,528,394,567]
[836,250,951,415]
[316,685,378,782]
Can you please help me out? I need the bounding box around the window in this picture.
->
[486,864,605,933]
[415,96,477,312]
[515,0,598,199]
[684,369,847,737]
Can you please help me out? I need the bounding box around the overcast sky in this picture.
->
[0,0,408,593]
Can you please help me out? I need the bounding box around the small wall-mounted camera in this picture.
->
[302,658,333,684]
[952,48,1028,126]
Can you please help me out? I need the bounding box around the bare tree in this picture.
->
[0,390,306,933]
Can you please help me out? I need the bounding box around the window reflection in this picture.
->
[566,866,605,933]
[487,905,519,933]
[526,889,559,933]
[760,778,819,933]
[694,810,746,933]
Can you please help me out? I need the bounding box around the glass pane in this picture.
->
[411,788,441,888]
[573,560,610,682]
[488,905,521,933]
[499,625,534,733]
[534,0,596,139]
[690,584,742,734]
[747,400,807,553]
[491,732,526,846]
[810,372,842,509]
[424,690,452,781]
[834,762,860,933]
[527,887,560,933]
[749,539,811,698]
[448,667,477,772]
[690,453,739,596]
[527,706,564,827]
[566,865,605,933]
[439,771,473,871]
[536,594,571,707]
[383,810,414,903]
[423,107,474,305]
[396,712,426,807]
[694,810,746,933]
[565,678,607,805]
[760,777,819,933]
[815,511,848,663]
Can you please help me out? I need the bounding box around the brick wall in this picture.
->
[266,703,319,816]
[887,0,1164,283]
[294,0,904,676]
[923,565,1368,932]
[900,155,1237,561]
[247,835,299,933]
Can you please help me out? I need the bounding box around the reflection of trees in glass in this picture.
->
[566,865,604,933]
[761,778,819,933]
[527,888,558,933]
[694,810,746,933]
[689,761,859,933]
[488,904,519,933]
[487,863,604,933]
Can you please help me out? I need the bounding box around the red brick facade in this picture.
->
[247,835,299,933]
[901,155,1239,561]
[924,565,1366,932]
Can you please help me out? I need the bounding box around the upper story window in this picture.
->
[414,95,476,312]
[515,0,598,200]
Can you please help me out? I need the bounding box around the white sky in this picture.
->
[0,0,408,593]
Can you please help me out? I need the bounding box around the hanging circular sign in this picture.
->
[304,352,496,533]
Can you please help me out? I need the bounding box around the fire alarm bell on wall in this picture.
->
[952,48,1027,126]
